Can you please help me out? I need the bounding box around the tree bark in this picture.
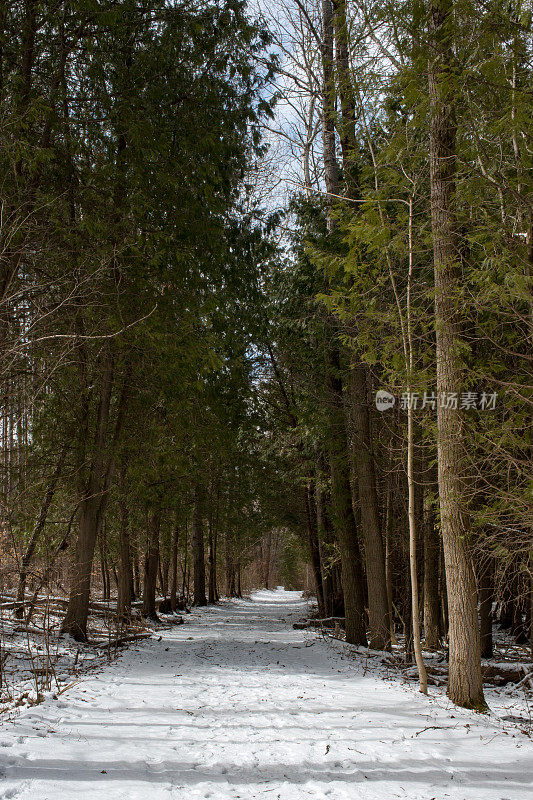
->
[478,555,493,658]
[192,481,207,606]
[170,519,179,611]
[159,554,169,599]
[117,485,132,622]
[61,347,114,641]
[423,490,441,649]
[98,521,110,600]
[304,482,325,615]
[208,520,216,604]
[132,535,140,599]
[236,562,242,598]
[329,0,389,649]
[428,0,485,709]
[320,0,366,647]
[225,526,236,598]
[327,349,367,645]
[407,405,427,693]
[142,506,161,620]
[350,366,391,649]
[316,477,343,617]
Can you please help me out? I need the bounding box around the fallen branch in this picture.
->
[91,632,152,649]
[293,616,345,629]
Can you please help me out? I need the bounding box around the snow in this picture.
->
[0,599,145,709]
[0,588,531,799]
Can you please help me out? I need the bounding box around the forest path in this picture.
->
[0,588,530,800]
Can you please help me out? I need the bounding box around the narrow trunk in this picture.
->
[304,482,325,615]
[263,531,271,590]
[428,0,485,708]
[159,555,169,600]
[61,349,129,640]
[236,562,242,598]
[407,405,427,693]
[328,0,388,649]
[384,479,398,644]
[117,488,131,622]
[181,520,189,599]
[132,536,140,599]
[423,490,441,649]
[225,531,236,597]
[192,481,207,606]
[170,520,179,611]
[15,444,66,618]
[316,477,334,617]
[512,579,528,644]
[99,522,109,600]
[478,555,493,658]
[350,366,390,649]
[142,507,161,620]
[61,494,103,640]
[320,0,365,645]
[530,549,533,658]
[208,521,216,604]
[327,351,367,645]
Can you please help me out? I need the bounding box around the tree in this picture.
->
[427,0,485,709]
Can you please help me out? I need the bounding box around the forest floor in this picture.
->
[0,588,531,800]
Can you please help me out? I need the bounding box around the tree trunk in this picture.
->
[208,520,216,604]
[327,350,367,645]
[530,550,533,658]
[478,555,493,658]
[383,478,398,645]
[159,553,169,599]
[15,444,67,618]
[325,0,386,648]
[350,366,390,649]
[61,347,131,640]
[512,576,528,644]
[132,536,140,599]
[192,481,207,606]
[182,519,189,600]
[262,530,272,590]
[170,520,179,611]
[428,0,485,709]
[226,553,236,597]
[319,0,366,646]
[304,482,325,615]
[407,404,427,693]
[423,490,441,649]
[236,562,242,598]
[117,487,132,622]
[61,493,103,640]
[316,476,335,617]
[99,522,109,600]
[142,506,161,620]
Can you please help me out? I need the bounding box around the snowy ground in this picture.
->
[0,597,148,709]
[0,588,531,799]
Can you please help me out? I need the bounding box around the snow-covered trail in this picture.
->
[0,589,530,800]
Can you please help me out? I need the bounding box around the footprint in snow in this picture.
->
[2,788,20,799]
